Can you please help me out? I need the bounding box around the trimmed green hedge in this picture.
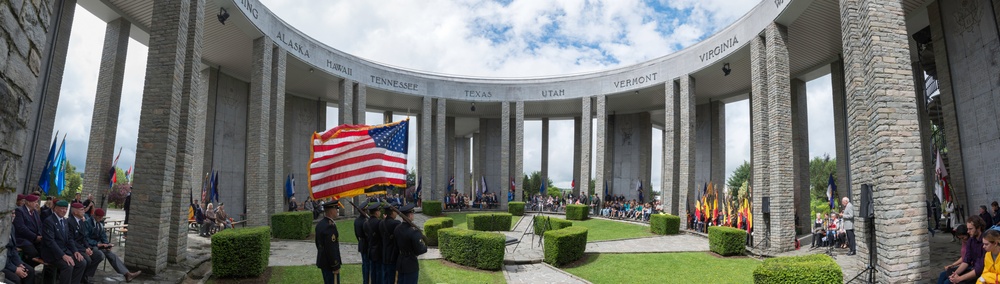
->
[212,226,271,278]
[543,226,588,267]
[753,254,842,284]
[467,213,513,231]
[423,201,443,216]
[565,204,589,220]
[438,228,505,270]
[532,215,573,235]
[650,214,680,235]
[709,226,747,256]
[270,211,313,239]
[424,217,454,247]
[508,202,525,216]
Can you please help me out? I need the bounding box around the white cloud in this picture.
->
[54,1,838,197]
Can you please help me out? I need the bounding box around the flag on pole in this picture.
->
[448,177,455,194]
[540,179,546,195]
[509,177,515,201]
[637,180,643,203]
[53,136,67,195]
[125,165,132,182]
[285,174,295,198]
[481,176,488,195]
[935,150,949,203]
[38,132,59,194]
[110,167,117,188]
[827,174,836,210]
[571,180,576,190]
[603,180,609,198]
[308,120,408,200]
[211,171,220,203]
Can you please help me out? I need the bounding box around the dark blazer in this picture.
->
[365,217,383,262]
[41,214,77,263]
[66,216,93,252]
[14,206,42,247]
[394,224,427,274]
[314,217,341,271]
[380,217,401,265]
[354,215,367,254]
[6,231,25,271]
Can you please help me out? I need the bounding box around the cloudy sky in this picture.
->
[54,0,836,192]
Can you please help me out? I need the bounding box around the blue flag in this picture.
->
[53,137,67,195]
[38,133,58,194]
[827,174,836,210]
[637,180,643,203]
[540,179,546,195]
[211,171,220,203]
[285,174,294,198]
[447,177,454,194]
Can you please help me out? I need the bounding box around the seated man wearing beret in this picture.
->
[40,200,86,284]
[87,209,141,282]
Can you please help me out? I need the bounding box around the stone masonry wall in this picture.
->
[0,0,55,268]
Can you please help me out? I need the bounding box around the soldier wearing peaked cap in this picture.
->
[316,198,343,284]
[364,202,385,283]
[394,203,426,284]
[380,203,402,283]
[355,201,373,284]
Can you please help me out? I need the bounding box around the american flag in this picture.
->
[309,120,409,200]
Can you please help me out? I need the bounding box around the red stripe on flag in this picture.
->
[309,121,409,200]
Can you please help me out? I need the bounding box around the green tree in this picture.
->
[522,171,554,199]
[726,161,750,199]
[59,161,83,200]
[808,154,838,217]
[406,168,416,188]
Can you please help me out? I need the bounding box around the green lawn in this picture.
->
[562,252,761,283]
[308,219,359,243]
[444,212,522,230]
[266,260,504,284]
[566,217,654,242]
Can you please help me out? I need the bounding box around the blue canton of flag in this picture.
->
[368,121,409,153]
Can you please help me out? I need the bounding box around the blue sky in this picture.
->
[53,0,836,192]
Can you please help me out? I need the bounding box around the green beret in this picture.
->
[55,200,69,207]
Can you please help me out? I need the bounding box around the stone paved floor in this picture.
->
[504,263,590,284]
[78,208,958,283]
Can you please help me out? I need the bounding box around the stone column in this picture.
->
[339,81,353,125]
[245,37,272,227]
[678,76,695,229]
[500,102,510,209]
[709,101,726,193]
[841,0,930,281]
[514,101,524,201]
[830,59,850,203]
[352,83,366,207]
[2,0,61,267]
[579,98,592,197]
[447,117,456,194]
[126,0,190,273]
[928,1,967,206]
[790,78,809,237]
[909,44,935,205]
[83,18,130,204]
[420,97,433,203]
[765,23,795,254]
[455,137,469,197]
[23,0,76,192]
[573,117,581,193]
[541,118,549,198]
[473,132,481,197]
[168,0,205,264]
[749,33,770,250]
[435,99,447,201]
[664,80,681,216]
[594,96,607,202]
[269,46,287,216]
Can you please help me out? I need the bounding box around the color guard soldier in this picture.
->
[355,201,371,284]
[394,203,427,284]
[316,199,342,284]
[364,202,384,283]
[380,204,402,283]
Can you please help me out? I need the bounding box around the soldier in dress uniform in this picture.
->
[393,203,427,284]
[315,199,343,284]
[380,204,402,283]
[355,201,371,284]
[364,202,384,283]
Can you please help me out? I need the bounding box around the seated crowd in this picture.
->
[190,200,235,237]
[936,201,1000,284]
[10,192,142,284]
